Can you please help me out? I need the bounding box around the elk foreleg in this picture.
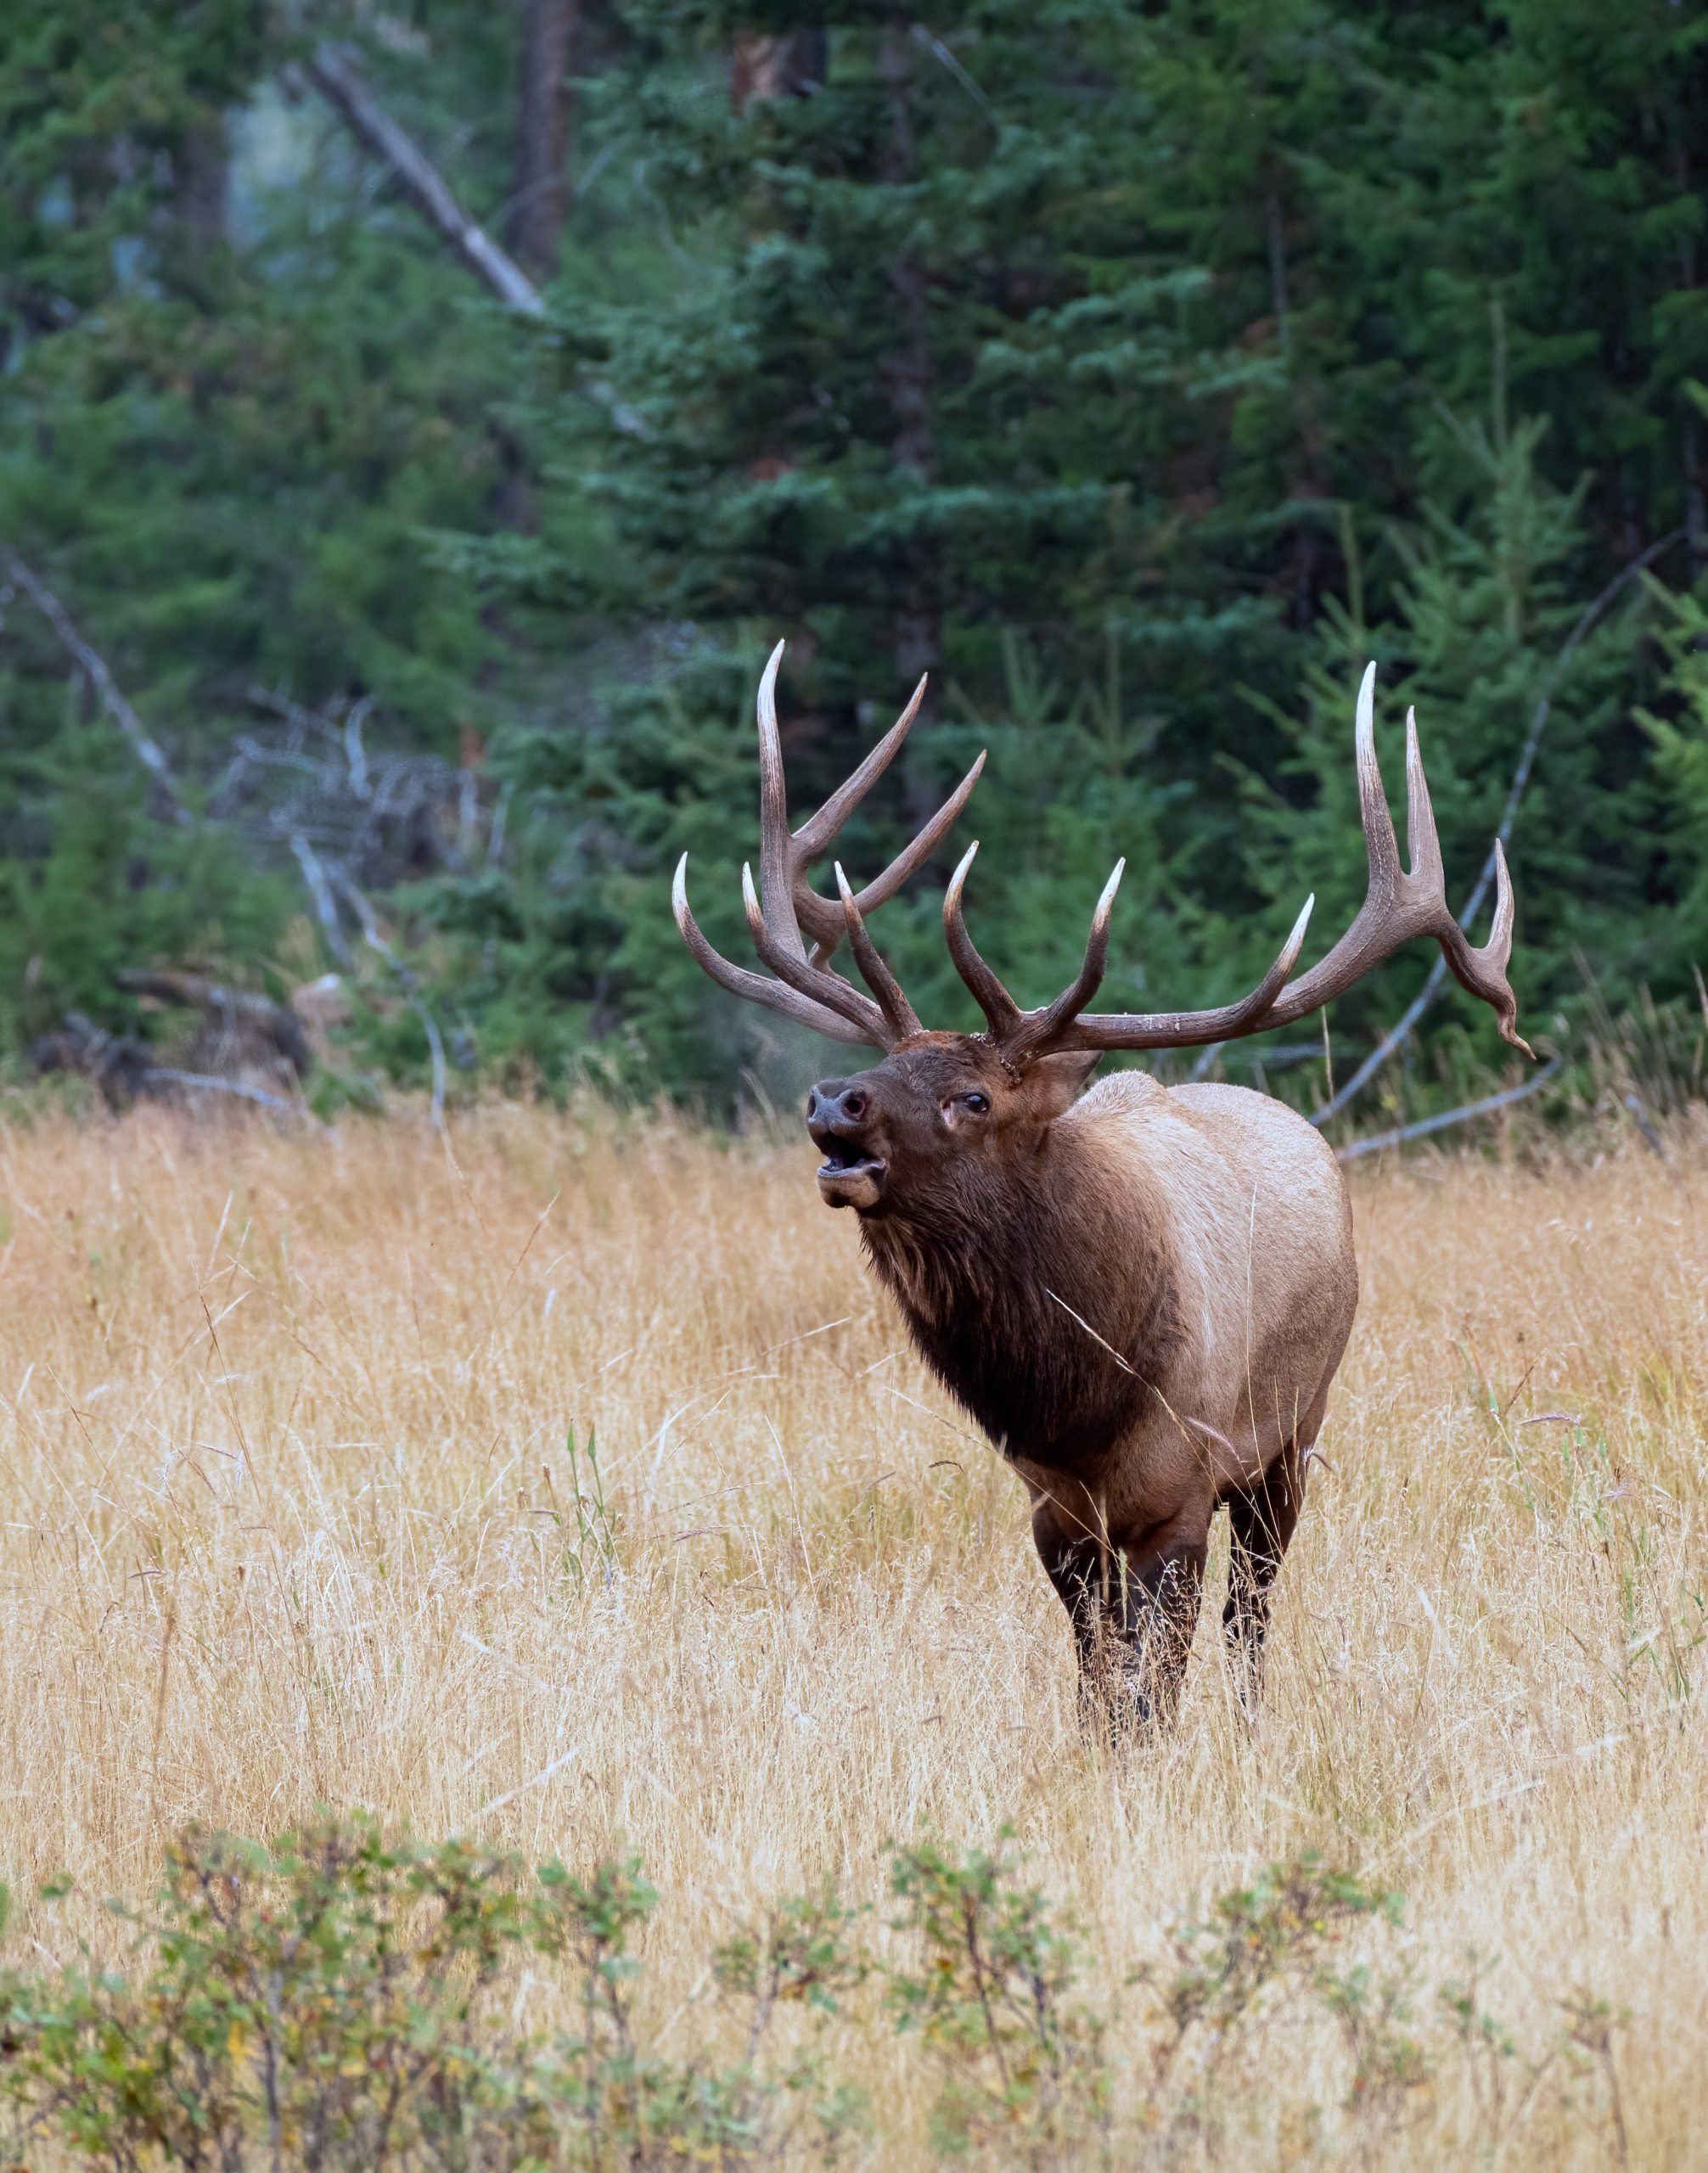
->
[1222,1439,1305,1715]
[1032,1502,1210,1737]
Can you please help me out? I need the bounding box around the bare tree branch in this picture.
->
[1334,1056,1563,1164]
[149,1069,303,1115]
[910,23,992,117]
[290,46,644,436]
[1312,530,1685,1127]
[301,42,545,317]
[285,828,353,966]
[2,547,192,826]
[332,869,448,1126]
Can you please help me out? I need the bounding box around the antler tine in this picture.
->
[1003,890,1315,1058]
[1003,860,1126,1063]
[1434,841,1533,1053]
[1489,837,1516,961]
[942,842,1024,1038]
[754,641,806,960]
[740,864,891,1042]
[749,642,980,967]
[834,863,923,1042]
[846,747,986,913]
[693,640,951,1049]
[671,856,880,1048]
[1267,679,1521,1036]
[1355,659,1402,901]
[792,675,928,861]
[1215,891,1316,1032]
[1402,705,1445,890]
[797,749,987,958]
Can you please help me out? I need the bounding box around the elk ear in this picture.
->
[1025,1049,1103,1122]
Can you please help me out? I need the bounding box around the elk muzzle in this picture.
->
[806,1079,888,1210]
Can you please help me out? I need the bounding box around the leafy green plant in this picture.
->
[542,1426,621,1592]
[885,1832,1110,2167]
[1318,1961,1430,2136]
[1143,1852,1408,2153]
[0,1818,859,2170]
[0,1816,1637,2169]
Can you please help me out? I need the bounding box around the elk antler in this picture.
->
[944,663,1532,1064]
[672,641,984,1048]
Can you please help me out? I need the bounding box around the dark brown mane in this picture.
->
[858,1118,1183,1468]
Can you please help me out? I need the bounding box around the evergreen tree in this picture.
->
[1238,396,1643,1111]
[1638,564,1708,979]
[5,1,1708,1110]
[462,0,1305,1091]
[481,0,1706,1102]
[0,4,545,1047]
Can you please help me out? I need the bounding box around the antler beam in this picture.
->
[942,663,1531,1062]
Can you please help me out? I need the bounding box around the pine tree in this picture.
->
[462,0,1302,1092]
[1237,393,1643,1115]
[0,4,543,1050]
[5,0,1708,1103]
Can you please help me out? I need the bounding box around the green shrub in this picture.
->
[0,1817,862,2170]
[885,1832,1109,2167]
[0,1817,1632,2169]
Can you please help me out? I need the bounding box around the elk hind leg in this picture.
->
[1222,1439,1305,1715]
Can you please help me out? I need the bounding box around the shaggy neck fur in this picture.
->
[858,1118,1182,1468]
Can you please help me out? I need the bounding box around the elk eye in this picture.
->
[964,1092,990,1115]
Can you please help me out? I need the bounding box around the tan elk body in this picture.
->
[675,648,1528,1725]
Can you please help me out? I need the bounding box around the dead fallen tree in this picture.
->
[5,550,469,1110]
[299,42,545,318]
[1334,1056,1563,1164]
[289,42,641,435]
[27,973,338,1117]
[220,684,500,912]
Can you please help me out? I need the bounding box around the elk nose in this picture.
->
[806,1082,869,1128]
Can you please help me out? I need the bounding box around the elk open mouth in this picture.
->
[813,1135,887,1210]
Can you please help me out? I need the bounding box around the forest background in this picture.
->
[6,0,1708,1128]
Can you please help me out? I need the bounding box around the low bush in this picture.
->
[0,1817,1628,2170]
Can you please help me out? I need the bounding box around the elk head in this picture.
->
[673,644,1531,1216]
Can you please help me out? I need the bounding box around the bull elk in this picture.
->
[674,646,1529,1728]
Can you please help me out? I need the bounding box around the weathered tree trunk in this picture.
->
[508,0,578,278]
[174,119,229,245]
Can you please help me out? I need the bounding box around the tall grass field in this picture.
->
[0,1103,1702,2166]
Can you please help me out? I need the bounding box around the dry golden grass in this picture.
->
[1,1101,1705,2165]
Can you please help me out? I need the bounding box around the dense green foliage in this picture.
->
[4,2,1708,1119]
